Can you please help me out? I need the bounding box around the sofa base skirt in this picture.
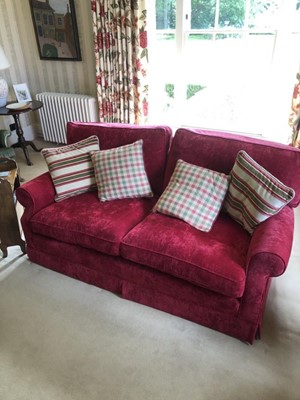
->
[26,242,259,344]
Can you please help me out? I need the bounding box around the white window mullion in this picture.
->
[213,0,220,40]
[215,0,220,27]
[173,0,188,125]
[243,0,251,39]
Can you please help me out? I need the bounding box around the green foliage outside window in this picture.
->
[156,0,282,30]
[165,83,205,99]
[156,0,176,29]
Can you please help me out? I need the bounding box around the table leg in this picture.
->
[27,141,42,152]
[10,114,42,166]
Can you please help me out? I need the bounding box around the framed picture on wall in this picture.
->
[28,0,82,61]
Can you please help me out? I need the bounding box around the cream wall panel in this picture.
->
[0,0,97,137]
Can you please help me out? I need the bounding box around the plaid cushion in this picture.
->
[91,140,153,201]
[223,150,295,234]
[153,159,229,232]
[42,135,100,202]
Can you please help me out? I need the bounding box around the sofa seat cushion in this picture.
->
[30,191,156,256]
[121,212,251,298]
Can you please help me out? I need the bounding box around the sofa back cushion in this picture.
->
[165,128,300,208]
[67,122,172,196]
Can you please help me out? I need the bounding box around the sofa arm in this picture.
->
[246,206,294,277]
[0,129,11,147]
[16,172,56,218]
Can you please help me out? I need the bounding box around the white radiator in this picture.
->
[36,92,98,144]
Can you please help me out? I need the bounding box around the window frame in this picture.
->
[149,0,300,141]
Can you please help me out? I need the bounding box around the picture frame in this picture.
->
[13,83,32,103]
[28,0,82,61]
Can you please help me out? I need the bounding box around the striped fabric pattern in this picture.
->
[153,159,230,232]
[91,140,153,201]
[223,150,295,234]
[42,135,100,202]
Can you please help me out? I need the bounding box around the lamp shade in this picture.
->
[0,46,10,70]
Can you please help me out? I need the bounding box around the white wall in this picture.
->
[0,0,96,141]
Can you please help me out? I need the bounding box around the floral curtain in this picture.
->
[91,0,148,124]
[288,72,300,148]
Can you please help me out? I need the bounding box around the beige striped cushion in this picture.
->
[223,150,295,234]
[42,135,100,202]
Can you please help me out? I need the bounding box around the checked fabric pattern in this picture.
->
[223,150,295,234]
[154,159,230,232]
[91,140,153,201]
[42,135,100,202]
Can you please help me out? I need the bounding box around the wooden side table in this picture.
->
[0,158,26,258]
[0,100,43,166]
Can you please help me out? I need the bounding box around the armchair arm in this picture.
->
[0,130,11,148]
[246,206,294,277]
[237,206,295,330]
[16,172,56,218]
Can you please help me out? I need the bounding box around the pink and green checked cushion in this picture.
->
[41,135,100,202]
[223,150,295,234]
[91,139,153,201]
[153,159,230,232]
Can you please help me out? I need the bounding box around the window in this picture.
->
[149,0,300,142]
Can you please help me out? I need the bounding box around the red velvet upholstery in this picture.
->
[67,122,172,195]
[165,128,300,207]
[30,191,157,256]
[27,235,240,315]
[121,212,249,298]
[16,123,300,344]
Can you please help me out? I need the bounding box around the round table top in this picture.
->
[0,100,43,116]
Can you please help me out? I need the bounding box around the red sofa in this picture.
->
[16,122,300,343]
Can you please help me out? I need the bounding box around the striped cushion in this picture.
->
[91,140,153,201]
[42,135,100,202]
[223,150,295,234]
[153,159,230,232]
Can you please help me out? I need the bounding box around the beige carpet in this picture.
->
[14,138,58,182]
[1,141,300,400]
